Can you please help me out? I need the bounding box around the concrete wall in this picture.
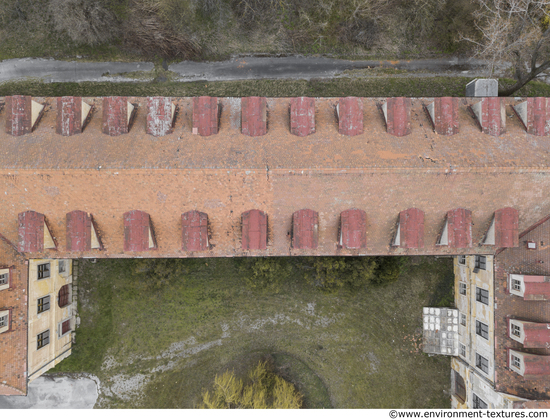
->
[27,259,73,382]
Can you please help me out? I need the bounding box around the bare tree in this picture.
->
[463,0,550,96]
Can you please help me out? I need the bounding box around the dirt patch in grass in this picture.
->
[52,257,453,408]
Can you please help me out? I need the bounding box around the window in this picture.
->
[58,285,70,308]
[476,288,489,305]
[37,296,50,314]
[454,371,467,402]
[511,354,521,369]
[459,282,467,295]
[0,273,7,286]
[512,278,522,291]
[474,256,487,271]
[459,343,466,358]
[0,314,8,328]
[37,263,50,280]
[476,321,489,340]
[58,260,66,274]
[37,330,50,349]
[0,269,10,291]
[458,255,466,265]
[0,310,10,333]
[511,323,521,337]
[460,313,466,326]
[58,319,71,338]
[472,393,488,409]
[476,353,489,374]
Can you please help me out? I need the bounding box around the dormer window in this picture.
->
[511,354,521,369]
[0,268,9,291]
[511,323,521,337]
[0,309,11,334]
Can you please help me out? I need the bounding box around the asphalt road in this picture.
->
[0,55,500,84]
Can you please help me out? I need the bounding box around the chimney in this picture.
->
[56,97,92,136]
[5,95,44,136]
[102,97,135,136]
[123,210,157,252]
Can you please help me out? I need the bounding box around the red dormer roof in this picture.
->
[192,96,218,137]
[18,211,56,252]
[290,97,315,137]
[123,210,157,252]
[5,95,43,136]
[396,208,424,249]
[494,207,519,248]
[182,210,209,252]
[425,97,459,136]
[147,97,175,137]
[338,97,363,136]
[292,209,319,249]
[509,319,550,348]
[523,277,550,300]
[382,97,411,137]
[56,97,91,136]
[471,97,505,136]
[102,97,133,136]
[508,350,550,379]
[241,209,267,250]
[439,208,472,248]
[241,97,267,137]
[66,210,102,251]
[513,97,550,136]
[339,209,367,249]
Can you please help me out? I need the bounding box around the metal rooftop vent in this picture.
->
[292,209,319,249]
[192,96,219,137]
[465,79,498,97]
[241,209,267,250]
[102,96,136,136]
[424,97,459,136]
[437,208,472,248]
[290,97,315,137]
[380,97,411,137]
[241,97,267,137]
[56,97,92,136]
[337,97,363,136]
[470,97,506,136]
[512,97,550,136]
[123,210,157,252]
[338,209,367,249]
[483,207,519,248]
[66,210,102,251]
[147,97,176,137]
[18,211,56,252]
[393,208,424,249]
[182,210,209,252]
[5,95,44,136]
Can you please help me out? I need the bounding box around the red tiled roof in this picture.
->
[511,319,550,348]
[181,210,209,252]
[397,208,424,249]
[523,281,550,301]
[507,350,550,379]
[512,97,550,136]
[56,97,83,136]
[123,210,156,252]
[5,95,32,136]
[241,209,267,250]
[471,97,505,136]
[290,97,315,137]
[426,97,459,136]
[494,207,519,248]
[383,97,411,137]
[241,97,267,137]
[66,210,100,251]
[18,211,45,252]
[147,97,174,137]
[292,209,319,249]
[192,96,218,137]
[338,97,363,136]
[339,209,367,249]
[102,97,130,136]
[445,208,472,248]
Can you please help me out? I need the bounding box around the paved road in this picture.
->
[0,55,501,84]
[0,376,98,409]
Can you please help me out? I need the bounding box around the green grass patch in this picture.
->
[50,256,453,408]
[1,76,549,98]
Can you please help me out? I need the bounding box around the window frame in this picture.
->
[459,282,467,296]
[0,268,10,291]
[511,323,521,337]
[474,255,487,271]
[37,295,51,314]
[475,353,489,374]
[459,343,466,358]
[472,393,488,409]
[512,278,522,291]
[511,354,521,369]
[476,287,490,305]
[37,263,51,280]
[58,318,71,338]
[58,260,66,274]
[458,255,466,265]
[37,330,50,350]
[476,320,490,340]
[57,284,71,308]
[0,309,10,334]
[460,313,467,326]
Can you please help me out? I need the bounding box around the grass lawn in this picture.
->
[50,256,454,409]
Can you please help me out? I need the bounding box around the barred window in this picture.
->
[38,263,50,280]
[37,296,50,314]
[476,321,489,340]
[511,323,521,337]
[37,330,50,349]
[58,285,70,308]
[476,353,489,374]
[459,282,467,295]
[476,288,489,305]
[472,393,488,409]
[454,371,466,402]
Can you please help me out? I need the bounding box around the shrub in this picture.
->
[238,257,293,293]
[200,360,303,409]
[48,0,122,45]
[131,258,188,291]
[303,256,378,293]
[373,256,407,285]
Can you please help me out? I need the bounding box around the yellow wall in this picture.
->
[27,259,73,381]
